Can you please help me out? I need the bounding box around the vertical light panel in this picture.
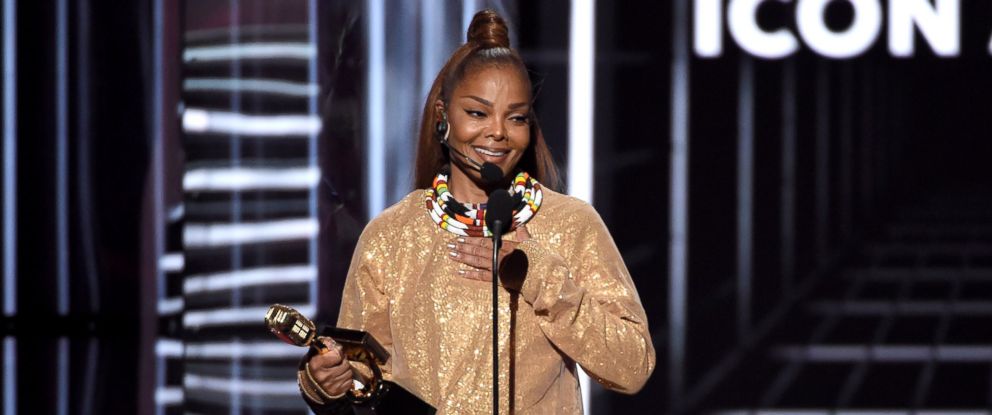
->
[227,0,243,292]
[736,56,753,344]
[568,0,595,205]
[80,339,98,415]
[3,1,16,414]
[780,58,797,296]
[56,2,71,414]
[3,338,14,415]
[226,3,243,412]
[152,0,164,331]
[307,0,319,307]
[461,0,479,34]
[2,0,17,317]
[152,0,167,414]
[56,0,69,316]
[420,1,445,101]
[669,0,690,413]
[57,338,69,415]
[366,0,386,219]
[76,0,99,310]
[568,1,595,413]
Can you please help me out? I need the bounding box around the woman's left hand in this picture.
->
[447,226,531,283]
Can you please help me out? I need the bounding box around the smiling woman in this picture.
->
[433,65,533,203]
[298,9,655,415]
[415,10,560,197]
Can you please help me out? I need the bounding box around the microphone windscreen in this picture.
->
[480,162,504,185]
[484,189,514,235]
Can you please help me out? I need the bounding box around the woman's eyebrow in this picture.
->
[461,95,529,110]
[462,95,493,107]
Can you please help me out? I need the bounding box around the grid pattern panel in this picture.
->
[179,1,318,413]
[707,195,992,413]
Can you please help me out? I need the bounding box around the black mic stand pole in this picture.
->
[489,219,505,415]
[482,164,510,415]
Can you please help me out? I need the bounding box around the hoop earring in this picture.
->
[435,112,450,143]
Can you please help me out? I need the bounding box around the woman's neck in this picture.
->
[447,165,503,205]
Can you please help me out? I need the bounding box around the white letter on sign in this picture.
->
[695,0,724,57]
[728,0,799,59]
[797,0,882,58]
[888,0,960,57]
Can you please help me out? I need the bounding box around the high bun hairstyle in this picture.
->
[414,9,560,191]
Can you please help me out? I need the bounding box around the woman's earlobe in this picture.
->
[434,100,446,117]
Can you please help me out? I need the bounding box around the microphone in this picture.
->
[483,187,514,415]
[480,162,504,185]
[484,188,514,237]
[436,130,505,185]
[443,140,486,171]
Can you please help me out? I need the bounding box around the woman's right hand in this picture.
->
[306,337,354,398]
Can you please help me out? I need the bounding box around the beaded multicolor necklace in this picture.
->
[424,170,543,237]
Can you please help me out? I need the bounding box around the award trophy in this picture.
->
[264,304,436,415]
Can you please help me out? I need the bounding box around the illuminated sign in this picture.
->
[694,0,973,58]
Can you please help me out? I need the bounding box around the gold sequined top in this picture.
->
[334,188,655,414]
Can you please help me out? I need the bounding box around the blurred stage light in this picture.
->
[183,304,314,329]
[183,218,318,247]
[154,387,184,406]
[185,340,305,359]
[183,265,316,294]
[158,253,185,273]
[775,345,992,363]
[157,297,184,315]
[183,374,300,396]
[569,1,597,412]
[366,0,386,217]
[182,42,316,62]
[2,339,13,415]
[568,0,595,206]
[184,78,319,97]
[3,0,17,319]
[183,166,320,191]
[156,339,184,358]
[182,108,322,136]
[670,0,691,410]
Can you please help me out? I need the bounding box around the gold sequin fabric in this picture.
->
[334,188,656,414]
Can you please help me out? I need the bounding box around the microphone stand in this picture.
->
[492,220,503,415]
[484,184,512,415]
[489,219,506,415]
[480,164,511,415]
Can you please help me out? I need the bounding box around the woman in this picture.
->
[299,10,655,414]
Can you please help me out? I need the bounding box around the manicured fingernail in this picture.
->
[457,238,466,243]
[449,251,458,257]
[446,243,456,249]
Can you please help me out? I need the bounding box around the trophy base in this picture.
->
[351,380,436,415]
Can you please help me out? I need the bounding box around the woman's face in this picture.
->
[439,65,531,184]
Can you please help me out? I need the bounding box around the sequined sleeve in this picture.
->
[336,222,395,381]
[516,202,656,393]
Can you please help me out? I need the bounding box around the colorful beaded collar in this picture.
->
[424,170,543,237]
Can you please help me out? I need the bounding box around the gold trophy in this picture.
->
[264,304,436,414]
